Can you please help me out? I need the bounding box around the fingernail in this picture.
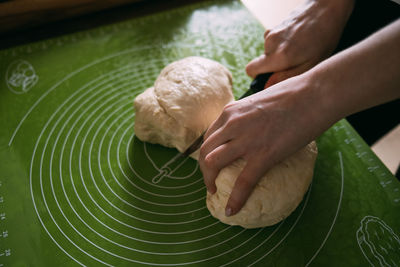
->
[225,207,233,217]
[205,183,216,194]
[211,186,216,194]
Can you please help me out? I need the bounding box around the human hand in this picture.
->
[246,0,354,86]
[198,75,330,216]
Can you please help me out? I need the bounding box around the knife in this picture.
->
[181,72,273,157]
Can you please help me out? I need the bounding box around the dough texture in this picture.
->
[134,56,318,228]
[206,142,317,228]
[134,56,234,152]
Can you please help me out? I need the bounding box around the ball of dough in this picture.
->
[134,56,234,152]
[206,141,318,228]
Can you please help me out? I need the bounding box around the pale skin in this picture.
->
[246,0,355,86]
[198,0,400,217]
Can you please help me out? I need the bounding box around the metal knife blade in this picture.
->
[181,72,273,157]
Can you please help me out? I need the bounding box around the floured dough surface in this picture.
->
[134,56,234,152]
[206,142,317,228]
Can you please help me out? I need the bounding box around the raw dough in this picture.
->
[134,56,318,228]
[134,56,234,152]
[206,142,317,228]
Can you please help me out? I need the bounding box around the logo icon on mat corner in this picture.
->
[6,59,39,94]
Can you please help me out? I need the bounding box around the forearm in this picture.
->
[311,0,355,25]
[308,19,400,125]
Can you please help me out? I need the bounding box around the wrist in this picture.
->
[310,0,355,26]
[301,68,343,133]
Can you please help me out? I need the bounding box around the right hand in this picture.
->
[246,0,355,86]
[199,73,329,216]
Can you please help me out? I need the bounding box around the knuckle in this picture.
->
[200,149,220,171]
[224,116,240,132]
[266,29,286,46]
[223,102,235,113]
[263,29,270,39]
[219,104,232,121]
[274,45,292,67]
[264,30,281,53]
[199,146,208,163]
[204,154,216,169]
[277,41,290,56]
[220,106,236,123]
[266,30,280,43]
[199,147,207,161]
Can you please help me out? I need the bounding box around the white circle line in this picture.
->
[29,65,138,267]
[221,221,285,267]
[100,111,205,199]
[47,83,279,263]
[126,137,203,189]
[240,182,313,266]
[118,128,207,216]
[50,77,217,235]
[103,113,208,215]
[9,44,169,146]
[142,141,200,180]
[305,150,345,266]
[54,77,288,262]
[87,107,209,223]
[43,91,150,263]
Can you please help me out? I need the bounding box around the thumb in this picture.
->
[245,54,275,78]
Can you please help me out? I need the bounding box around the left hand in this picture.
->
[246,0,354,87]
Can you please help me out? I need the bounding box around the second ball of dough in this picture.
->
[206,142,317,228]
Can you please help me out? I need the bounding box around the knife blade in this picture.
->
[181,72,273,157]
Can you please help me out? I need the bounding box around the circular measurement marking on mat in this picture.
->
[21,31,345,266]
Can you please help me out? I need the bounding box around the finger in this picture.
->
[264,62,314,88]
[225,158,269,216]
[263,29,271,39]
[200,141,243,194]
[204,116,224,141]
[198,127,230,194]
[199,128,232,192]
[203,101,236,141]
[201,126,230,160]
[264,29,281,56]
[201,101,243,161]
[245,54,275,78]
[263,29,272,52]
[199,158,219,194]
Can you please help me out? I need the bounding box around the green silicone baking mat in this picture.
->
[1,0,399,266]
